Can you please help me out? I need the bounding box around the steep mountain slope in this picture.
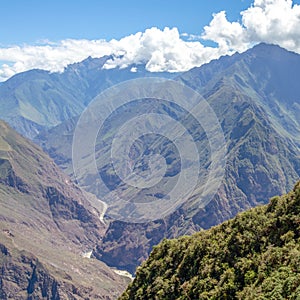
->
[180,43,300,146]
[177,43,300,227]
[0,57,175,138]
[120,181,300,299]
[0,120,129,299]
[35,116,78,174]
[36,43,300,274]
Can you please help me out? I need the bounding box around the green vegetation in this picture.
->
[120,182,300,299]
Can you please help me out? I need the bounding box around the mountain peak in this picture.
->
[245,42,300,60]
[65,55,112,72]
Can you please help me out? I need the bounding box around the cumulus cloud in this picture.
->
[103,27,224,73]
[0,27,226,81]
[202,11,248,52]
[0,39,117,81]
[1,0,300,81]
[242,0,300,50]
[202,0,300,52]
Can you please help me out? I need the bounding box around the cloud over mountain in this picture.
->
[203,0,300,51]
[1,0,300,81]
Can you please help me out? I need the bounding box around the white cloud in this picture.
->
[241,0,300,50]
[0,27,225,81]
[0,39,117,81]
[202,0,300,53]
[1,0,300,81]
[130,66,138,73]
[103,27,225,73]
[202,11,249,52]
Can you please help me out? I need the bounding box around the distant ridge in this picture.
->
[0,56,176,138]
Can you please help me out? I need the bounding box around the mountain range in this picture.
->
[20,43,300,274]
[0,56,175,139]
[0,42,299,298]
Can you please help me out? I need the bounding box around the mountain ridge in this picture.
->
[180,43,300,145]
[0,57,176,138]
[0,120,129,299]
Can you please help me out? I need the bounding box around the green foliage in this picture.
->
[119,182,300,299]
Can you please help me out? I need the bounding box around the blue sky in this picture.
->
[1,0,253,45]
[1,0,300,81]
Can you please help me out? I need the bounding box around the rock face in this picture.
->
[0,242,69,299]
[119,182,300,299]
[0,120,129,299]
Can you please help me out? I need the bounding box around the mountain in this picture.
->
[119,181,300,299]
[0,120,129,299]
[177,43,300,227]
[34,43,300,274]
[180,42,300,146]
[0,56,176,139]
